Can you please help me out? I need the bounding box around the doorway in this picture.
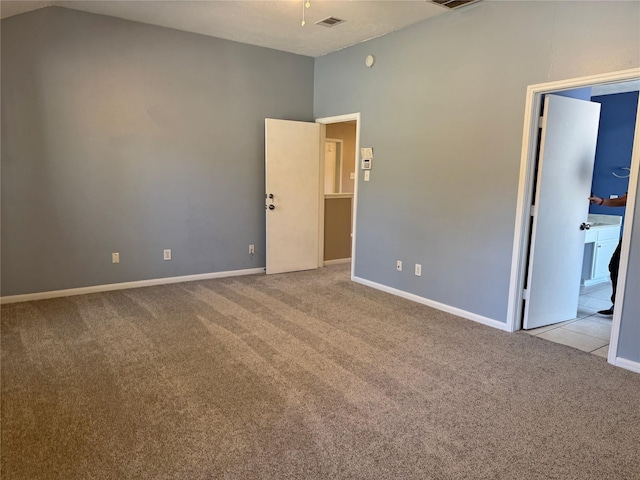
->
[264,114,360,279]
[507,69,640,368]
[323,128,355,267]
[317,113,360,280]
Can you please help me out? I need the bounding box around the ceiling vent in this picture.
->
[431,0,481,9]
[315,17,345,28]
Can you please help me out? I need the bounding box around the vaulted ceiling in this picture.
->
[0,1,473,57]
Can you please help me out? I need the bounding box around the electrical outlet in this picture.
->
[415,264,422,276]
[396,260,402,271]
[112,253,120,264]
[163,249,171,261]
[249,244,255,255]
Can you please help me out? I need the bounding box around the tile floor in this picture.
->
[524,282,614,358]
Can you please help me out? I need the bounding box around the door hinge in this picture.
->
[538,116,545,129]
[522,288,529,300]
[530,205,537,217]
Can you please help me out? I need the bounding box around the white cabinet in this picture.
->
[592,239,618,279]
[581,224,621,288]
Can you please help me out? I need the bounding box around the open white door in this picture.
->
[265,119,323,274]
[523,95,601,329]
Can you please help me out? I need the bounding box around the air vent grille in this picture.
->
[315,17,345,28]
[432,0,480,9]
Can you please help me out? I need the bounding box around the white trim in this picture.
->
[608,92,640,364]
[581,278,610,289]
[316,113,361,282]
[318,123,326,271]
[325,137,344,194]
[613,357,640,374]
[506,90,543,332]
[507,68,640,336]
[0,268,265,305]
[353,276,509,332]
[323,258,351,266]
[324,193,353,199]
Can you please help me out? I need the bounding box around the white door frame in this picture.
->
[507,68,640,369]
[316,113,361,281]
[325,138,345,194]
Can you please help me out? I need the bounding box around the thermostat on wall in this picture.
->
[361,147,373,169]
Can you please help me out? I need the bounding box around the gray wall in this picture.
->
[314,2,640,359]
[1,7,314,295]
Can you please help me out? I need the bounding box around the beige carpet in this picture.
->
[2,264,639,479]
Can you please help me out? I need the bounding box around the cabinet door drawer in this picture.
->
[585,229,597,243]
[593,239,619,279]
[597,226,620,242]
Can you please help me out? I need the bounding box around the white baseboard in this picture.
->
[581,278,610,290]
[614,357,640,374]
[0,268,265,305]
[323,258,351,266]
[352,276,509,331]
[580,280,612,295]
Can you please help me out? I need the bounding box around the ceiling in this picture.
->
[3,0,637,91]
[0,0,459,57]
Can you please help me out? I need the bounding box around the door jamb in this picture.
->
[507,68,640,368]
[316,113,361,281]
[325,138,345,194]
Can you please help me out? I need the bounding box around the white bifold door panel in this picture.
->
[265,119,323,275]
[523,95,601,330]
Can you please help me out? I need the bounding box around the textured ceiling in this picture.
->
[0,0,452,57]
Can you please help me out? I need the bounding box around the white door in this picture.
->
[265,118,323,274]
[523,95,601,329]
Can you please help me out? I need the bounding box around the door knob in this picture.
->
[580,222,591,230]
